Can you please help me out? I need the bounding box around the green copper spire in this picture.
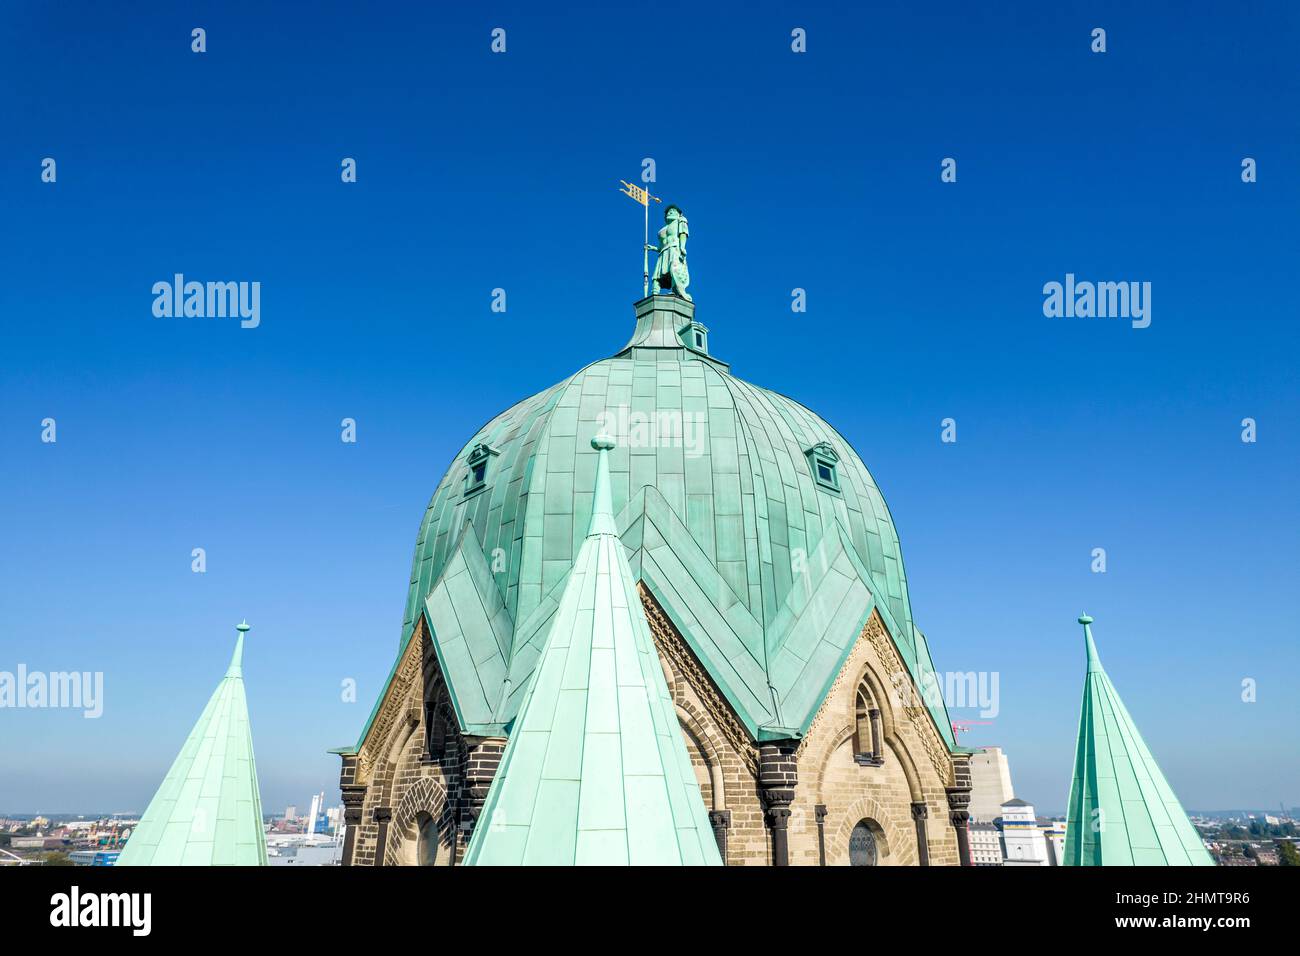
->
[465,436,723,866]
[117,622,268,866]
[1063,615,1213,866]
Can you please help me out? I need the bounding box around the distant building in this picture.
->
[284,806,297,821]
[961,798,1063,866]
[265,833,342,866]
[11,836,65,850]
[1000,799,1050,866]
[306,792,324,836]
[969,822,1003,866]
[1044,820,1066,865]
[69,850,120,866]
[968,747,1015,823]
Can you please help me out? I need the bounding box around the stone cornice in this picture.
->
[639,583,759,774]
[356,621,425,785]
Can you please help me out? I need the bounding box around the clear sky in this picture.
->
[2,1,1297,818]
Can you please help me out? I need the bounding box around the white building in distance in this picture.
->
[1000,799,1050,866]
[969,822,1004,866]
[968,747,1015,822]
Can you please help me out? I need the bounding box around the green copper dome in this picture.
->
[405,296,912,649]
[362,294,954,751]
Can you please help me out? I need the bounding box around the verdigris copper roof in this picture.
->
[464,436,723,865]
[117,622,267,866]
[1063,615,1213,866]
[356,294,956,752]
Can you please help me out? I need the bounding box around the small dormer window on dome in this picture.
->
[464,442,499,498]
[679,320,709,355]
[805,441,841,492]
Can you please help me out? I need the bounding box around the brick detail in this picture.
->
[460,737,507,833]
[339,782,366,866]
[383,776,453,866]
[759,741,798,865]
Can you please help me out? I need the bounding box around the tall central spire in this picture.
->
[465,436,723,865]
[1063,615,1213,866]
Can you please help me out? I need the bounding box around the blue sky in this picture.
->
[1,1,1297,817]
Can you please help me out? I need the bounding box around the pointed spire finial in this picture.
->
[228,620,250,676]
[587,434,618,537]
[1078,613,1102,671]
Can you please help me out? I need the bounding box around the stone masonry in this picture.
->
[339,589,961,866]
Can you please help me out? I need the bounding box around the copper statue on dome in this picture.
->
[618,181,691,300]
[650,204,691,301]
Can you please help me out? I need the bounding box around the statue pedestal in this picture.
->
[617,294,724,368]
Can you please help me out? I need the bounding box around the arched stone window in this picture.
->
[852,683,884,766]
[415,812,438,867]
[849,819,880,866]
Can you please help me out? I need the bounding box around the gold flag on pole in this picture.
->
[620,180,661,207]
[620,179,662,297]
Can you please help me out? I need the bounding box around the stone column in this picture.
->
[946,789,972,866]
[911,801,930,867]
[814,805,828,866]
[339,784,366,867]
[708,809,731,864]
[869,708,884,766]
[372,806,393,866]
[947,752,973,866]
[759,741,798,867]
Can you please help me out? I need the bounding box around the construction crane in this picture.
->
[951,719,993,743]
